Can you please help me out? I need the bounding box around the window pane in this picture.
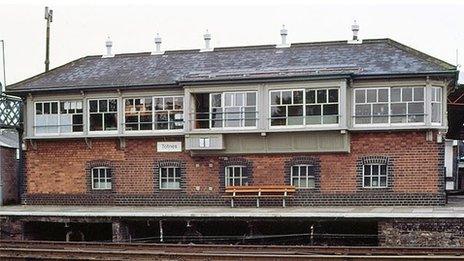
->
[366,89,377,103]
[306,105,321,125]
[270,92,281,105]
[317,90,327,103]
[408,103,424,123]
[355,104,371,124]
[372,165,379,175]
[164,97,173,110]
[282,91,292,104]
[328,89,338,103]
[244,107,257,127]
[372,176,379,186]
[391,88,401,102]
[174,97,183,110]
[378,89,389,102]
[432,103,441,123]
[364,165,371,175]
[380,177,387,187]
[224,93,233,107]
[89,114,103,131]
[364,177,370,187]
[235,93,244,106]
[355,89,365,103]
[104,113,118,130]
[380,165,387,175]
[402,88,412,102]
[306,90,316,104]
[155,112,169,129]
[288,105,303,125]
[36,103,43,115]
[413,88,424,101]
[293,91,303,104]
[323,104,338,115]
[225,107,240,127]
[246,92,256,106]
[51,102,58,114]
[373,103,388,124]
[307,178,315,188]
[271,106,286,126]
[99,100,108,112]
[154,98,164,110]
[391,103,407,123]
[44,103,50,114]
[72,115,83,132]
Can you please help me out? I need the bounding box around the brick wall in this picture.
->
[23,131,445,206]
[1,147,18,205]
[379,219,464,247]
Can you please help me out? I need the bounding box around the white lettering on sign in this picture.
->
[157,142,182,152]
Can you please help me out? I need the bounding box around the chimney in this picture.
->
[351,20,359,41]
[103,36,114,58]
[201,30,212,52]
[152,33,163,55]
[277,25,290,48]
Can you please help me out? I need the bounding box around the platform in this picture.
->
[1,204,464,219]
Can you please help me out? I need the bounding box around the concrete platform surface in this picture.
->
[1,204,464,218]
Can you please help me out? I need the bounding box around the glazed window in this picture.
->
[159,166,181,189]
[225,165,247,186]
[391,87,424,124]
[354,88,389,124]
[354,87,425,125]
[88,99,118,132]
[362,164,387,188]
[91,167,112,190]
[124,97,153,131]
[35,101,59,134]
[60,101,83,133]
[35,100,83,135]
[270,88,339,126]
[291,165,315,189]
[154,96,183,130]
[431,87,442,124]
[210,92,257,128]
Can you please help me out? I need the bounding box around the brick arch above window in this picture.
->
[153,159,186,192]
[219,157,253,190]
[356,156,394,190]
[85,160,116,193]
[284,156,321,190]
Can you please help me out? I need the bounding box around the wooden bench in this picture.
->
[223,185,296,207]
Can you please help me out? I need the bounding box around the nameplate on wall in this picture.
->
[157,142,182,152]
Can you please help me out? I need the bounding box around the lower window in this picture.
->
[91,167,112,190]
[363,164,387,188]
[291,165,315,188]
[159,166,181,189]
[225,166,247,186]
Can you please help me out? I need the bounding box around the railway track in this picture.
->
[1,240,464,260]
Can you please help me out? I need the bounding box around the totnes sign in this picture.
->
[157,141,182,152]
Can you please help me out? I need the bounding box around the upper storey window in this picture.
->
[89,99,118,132]
[35,100,83,135]
[124,96,183,132]
[354,87,425,125]
[269,88,339,127]
[210,92,257,129]
[431,87,442,124]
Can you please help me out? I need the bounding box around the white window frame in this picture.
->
[123,97,153,132]
[34,100,84,136]
[225,165,247,187]
[431,87,443,125]
[209,91,258,130]
[290,164,315,189]
[362,164,388,188]
[87,98,119,134]
[91,167,112,190]
[353,87,426,127]
[269,88,340,129]
[159,166,182,190]
[153,95,184,131]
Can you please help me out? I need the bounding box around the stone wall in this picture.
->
[379,218,464,247]
[22,130,445,206]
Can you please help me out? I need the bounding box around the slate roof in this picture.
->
[6,38,457,94]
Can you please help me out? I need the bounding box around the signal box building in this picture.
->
[1,36,462,247]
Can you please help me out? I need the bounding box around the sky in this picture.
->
[0,0,463,87]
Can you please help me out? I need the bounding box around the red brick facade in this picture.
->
[23,131,445,206]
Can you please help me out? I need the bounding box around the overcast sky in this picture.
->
[0,0,463,86]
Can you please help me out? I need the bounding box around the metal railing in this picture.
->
[0,94,22,129]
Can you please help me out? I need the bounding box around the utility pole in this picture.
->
[44,7,53,72]
[0,40,5,93]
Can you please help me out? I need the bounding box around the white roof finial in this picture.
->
[201,29,213,52]
[152,33,163,55]
[103,36,114,58]
[277,24,290,48]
